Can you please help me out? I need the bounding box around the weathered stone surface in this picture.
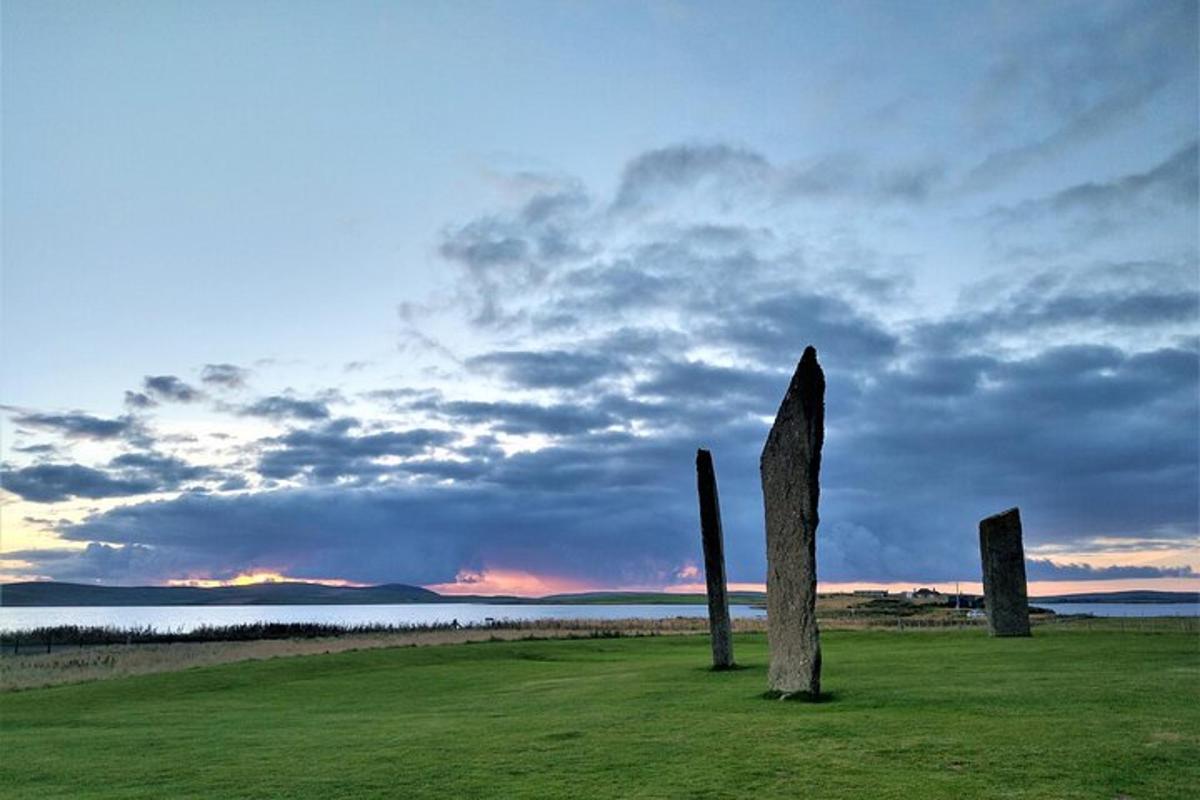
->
[696,448,734,669]
[761,346,824,697]
[979,507,1031,637]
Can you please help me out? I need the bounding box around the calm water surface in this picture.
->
[1035,602,1198,618]
[1,601,1195,632]
[0,603,766,633]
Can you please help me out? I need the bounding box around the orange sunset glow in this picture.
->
[425,568,599,596]
[165,571,368,589]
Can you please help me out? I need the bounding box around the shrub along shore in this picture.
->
[4,613,1194,692]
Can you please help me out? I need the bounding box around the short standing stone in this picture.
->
[696,448,734,669]
[761,346,824,697]
[979,507,1031,637]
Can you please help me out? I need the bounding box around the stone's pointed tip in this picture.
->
[801,347,820,376]
[982,506,1021,524]
[792,345,823,383]
[696,448,712,467]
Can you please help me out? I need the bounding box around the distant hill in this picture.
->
[0,583,771,608]
[1031,590,1199,604]
[540,591,767,605]
[7,582,1190,608]
[0,581,440,607]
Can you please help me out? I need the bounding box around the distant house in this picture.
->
[852,589,889,598]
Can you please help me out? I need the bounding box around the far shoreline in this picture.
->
[2,581,1197,608]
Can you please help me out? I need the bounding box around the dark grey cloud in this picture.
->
[143,375,203,403]
[417,399,617,437]
[238,395,331,421]
[715,291,901,368]
[201,363,250,389]
[27,416,719,585]
[613,144,770,211]
[439,184,593,326]
[108,452,217,486]
[34,477,690,587]
[635,361,783,403]
[12,443,58,456]
[1027,559,1197,581]
[988,142,1199,232]
[123,391,157,410]
[1,464,158,503]
[1048,141,1198,212]
[930,260,1198,353]
[4,543,179,585]
[256,418,459,484]
[1,451,219,503]
[217,475,249,491]
[440,218,529,269]
[28,326,1198,586]
[466,349,627,389]
[612,143,945,213]
[8,410,140,441]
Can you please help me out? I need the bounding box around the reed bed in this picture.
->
[5,613,1192,692]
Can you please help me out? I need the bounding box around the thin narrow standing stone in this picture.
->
[761,346,824,698]
[978,507,1031,637]
[696,448,735,670]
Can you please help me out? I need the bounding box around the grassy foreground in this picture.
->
[2,629,1196,799]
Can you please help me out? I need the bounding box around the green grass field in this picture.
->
[2,629,1197,799]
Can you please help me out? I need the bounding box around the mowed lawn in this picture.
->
[2,629,1197,799]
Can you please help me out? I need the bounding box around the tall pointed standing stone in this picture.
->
[761,346,825,698]
[979,507,1031,637]
[696,448,735,670]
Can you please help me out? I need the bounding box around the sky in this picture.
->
[1,0,1197,596]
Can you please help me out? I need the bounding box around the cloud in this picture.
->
[10,135,1197,588]
[987,142,1199,233]
[438,184,593,326]
[965,1,1196,187]
[143,375,203,403]
[238,395,331,421]
[1047,141,1198,213]
[1,451,220,503]
[1027,559,1197,581]
[466,349,627,389]
[8,410,141,441]
[33,476,692,586]
[0,464,159,503]
[414,398,617,436]
[613,144,770,211]
[255,418,459,484]
[201,363,250,389]
[3,543,180,585]
[12,443,58,456]
[108,452,217,486]
[123,391,157,410]
[715,291,901,368]
[30,327,1198,585]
